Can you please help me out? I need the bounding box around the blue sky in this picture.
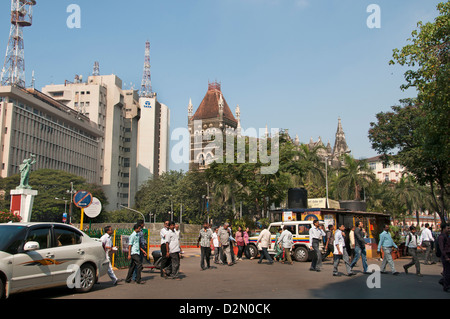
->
[0,0,443,171]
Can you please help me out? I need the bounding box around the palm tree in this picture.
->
[333,154,376,200]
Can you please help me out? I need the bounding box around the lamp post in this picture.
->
[66,182,76,224]
[119,204,145,223]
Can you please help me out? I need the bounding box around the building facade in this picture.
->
[0,85,103,184]
[365,155,405,183]
[188,81,239,171]
[42,74,170,210]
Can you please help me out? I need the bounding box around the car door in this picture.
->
[50,225,85,284]
[11,226,54,290]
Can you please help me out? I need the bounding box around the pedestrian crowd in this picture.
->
[100,219,450,294]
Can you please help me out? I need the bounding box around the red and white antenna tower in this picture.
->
[1,0,36,88]
[139,40,153,98]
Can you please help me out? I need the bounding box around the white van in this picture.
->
[247,220,325,262]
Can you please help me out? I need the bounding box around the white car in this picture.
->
[247,220,325,262]
[0,222,109,299]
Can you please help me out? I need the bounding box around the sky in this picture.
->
[0,0,443,172]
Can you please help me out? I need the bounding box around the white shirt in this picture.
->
[257,229,272,248]
[160,227,169,244]
[212,232,220,247]
[166,229,181,253]
[421,228,434,242]
[100,233,112,258]
[333,230,346,255]
[277,230,294,249]
[406,233,422,248]
[309,226,325,245]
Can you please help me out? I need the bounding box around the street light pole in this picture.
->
[119,205,145,223]
[66,182,76,224]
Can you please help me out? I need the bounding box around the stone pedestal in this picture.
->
[10,189,38,223]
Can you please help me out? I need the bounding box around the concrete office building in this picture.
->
[42,74,170,210]
[137,95,170,188]
[0,85,103,184]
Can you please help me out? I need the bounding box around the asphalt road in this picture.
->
[8,248,449,301]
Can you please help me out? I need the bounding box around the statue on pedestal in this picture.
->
[17,154,36,190]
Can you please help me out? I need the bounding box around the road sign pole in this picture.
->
[80,208,84,230]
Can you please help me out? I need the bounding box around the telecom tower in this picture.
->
[139,41,153,98]
[92,61,100,76]
[1,0,36,88]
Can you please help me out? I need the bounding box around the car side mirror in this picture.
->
[24,241,40,251]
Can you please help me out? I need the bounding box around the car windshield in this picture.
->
[0,225,28,254]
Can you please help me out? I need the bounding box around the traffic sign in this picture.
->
[84,197,102,218]
[73,191,93,209]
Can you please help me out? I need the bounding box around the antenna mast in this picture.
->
[1,0,36,88]
[139,40,153,98]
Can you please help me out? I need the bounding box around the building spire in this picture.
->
[188,98,193,117]
[332,117,350,159]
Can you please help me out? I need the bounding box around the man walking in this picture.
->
[197,221,214,270]
[403,226,423,277]
[256,227,274,264]
[277,225,294,265]
[333,224,354,276]
[125,224,147,284]
[160,220,170,277]
[212,226,222,264]
[378,224,400,275]
[350,222,369,274]
[100,226,120,285]
[166,221,181,280]
[218,223,233,266]
[322,225,335,261]
[132,220,146,281]
[309,220,325,271]
[421,223,436,265]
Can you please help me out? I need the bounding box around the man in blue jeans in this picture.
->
[350,222,369,274]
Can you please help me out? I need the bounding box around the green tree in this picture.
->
[332,154,376,201]
[370,2,450,222]
[0,169,107,223]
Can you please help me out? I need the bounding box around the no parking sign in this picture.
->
[74,191,93,230]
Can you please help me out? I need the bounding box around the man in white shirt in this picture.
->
[404,226,423,276]
[256,227,273,264]
[277,226,294,265]
[100,226,120,285]
[166,221,181,280]
[309,220,325,271]
[332,224,354,276]
[212,227,222,264]
[421,223,436,265]
[160,220,170,277]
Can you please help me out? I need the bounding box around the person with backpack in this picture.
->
[403,226,423,277]
[438,223,450,292]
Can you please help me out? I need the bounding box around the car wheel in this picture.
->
[248,244,258,259]
[0,278,5,299]
[75,264,96,293]
[294,246,308,262]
